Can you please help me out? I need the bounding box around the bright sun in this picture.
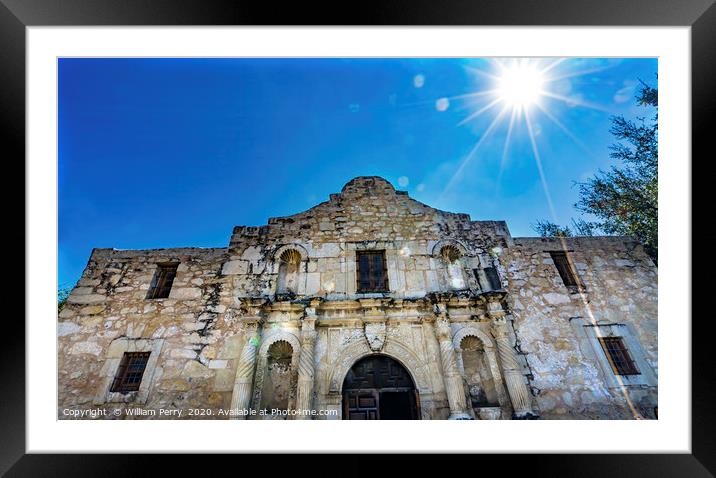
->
[496,61,545,109]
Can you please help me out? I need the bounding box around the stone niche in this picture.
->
[461,336,499,408]
[260,340,295,412]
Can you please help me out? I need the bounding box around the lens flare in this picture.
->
[495,61,545,109]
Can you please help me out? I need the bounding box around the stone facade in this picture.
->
[58,176,658,420]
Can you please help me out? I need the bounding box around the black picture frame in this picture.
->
[4,0,714,474]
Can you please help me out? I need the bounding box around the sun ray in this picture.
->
[524,109,558,221]
[542,64,617,83]
[539,58,567,75]
[442,105,510,197]
[540,91,612,112]
[495,107,518,195]
[456,98,502,126]
[488,58,509,71]
[464,65,500,82]
[446,89,499,101]
[528,107,646,420]
[534,103,599,160]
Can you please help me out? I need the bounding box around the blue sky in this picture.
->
[59,57,657,287]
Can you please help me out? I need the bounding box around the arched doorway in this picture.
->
[342,355,420,420]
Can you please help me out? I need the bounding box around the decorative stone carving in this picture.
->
[488,301,536,418]
[434,310,471,420]
[475,407,502,420]
[250,330,301,414]
[230,320,262,420]
[295,316,318,419]
[364,321,387,352]
[326,337,431,396]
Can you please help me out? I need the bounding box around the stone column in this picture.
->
[487,301,535,418]
[455,346,465,376]
[230,320,262,420]
[434,305,471,420]
[295,308,318,420]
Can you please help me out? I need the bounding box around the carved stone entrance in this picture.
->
[342,355,420,420]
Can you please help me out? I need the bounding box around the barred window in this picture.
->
[110,352,151,392]
[356,250,389,293]
[146,263,178,299]
[599,337,640,376]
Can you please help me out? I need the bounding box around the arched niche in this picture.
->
[430,239,469,258]
[251,331,301,417]
[273,244,308,295]
[432,240,469,290]
[452,328,503,408]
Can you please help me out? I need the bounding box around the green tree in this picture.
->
[533,79,658,263]
[532,218,598,238]
[58,286,72,313]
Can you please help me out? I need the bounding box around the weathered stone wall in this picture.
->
[502,236,658,419]
[58,247,250,419]
[57,176,658,420]
[224,177,511,300]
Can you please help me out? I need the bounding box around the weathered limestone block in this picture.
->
[183,360,213,378]
[58,322,81,336]
[305,273,321,295]
[544,293,571,305]
[161,378,192,392]
[170,348,198,359]
[169,288,202,300]
[69,342,103,356]
[221,260,249,275]
[67,294,106,305]
[218,335,244,359]
[405,271,426,292]
[213,368,236,391]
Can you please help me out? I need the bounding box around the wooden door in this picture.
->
[344,390,379,420]
[342,355,419,420]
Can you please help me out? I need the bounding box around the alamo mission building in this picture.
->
[58,176,658,420]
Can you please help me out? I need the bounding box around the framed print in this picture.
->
[4,0,714,474]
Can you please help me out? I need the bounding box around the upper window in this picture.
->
[598,337,640,376]
[356,250,389,293]
[475,266,502,292]
[110,352,151,392]
[549,251,582,292]
[146,263,178,299]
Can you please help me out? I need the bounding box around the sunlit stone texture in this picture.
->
[58,176,657,420]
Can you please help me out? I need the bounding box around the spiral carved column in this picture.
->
[230,321,262,420]
[434,309,471,420]
[488,301,535,418]
[295,314,317,420]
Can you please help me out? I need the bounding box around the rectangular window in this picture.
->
[483,267,502,291]
[110,352,151,392]
[356,250,389,292]
[598,337,640,376]
[146,263,178,299]
[549,251,582,291]
[474,267,502,292]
